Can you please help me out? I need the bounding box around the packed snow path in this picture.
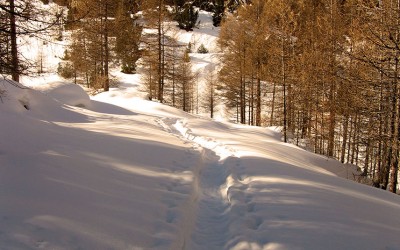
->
[158,118,243,249]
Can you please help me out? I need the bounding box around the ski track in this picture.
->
[156,118,249,250]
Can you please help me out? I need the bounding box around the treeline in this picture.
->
[217,0,400,193]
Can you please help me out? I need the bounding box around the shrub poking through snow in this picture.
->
[197,44,209,54]
[57,62,74,79]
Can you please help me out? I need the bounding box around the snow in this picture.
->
[1,8,400,250]
[172,10,220,54]
[2,77,400,250]
[35,82,91,108]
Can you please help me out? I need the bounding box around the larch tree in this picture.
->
[141,0,170,102]
[176,50,195,112]
[114,0,142,74]
[202,67,218,118]
[263,0,300,142]
[240,0,269,127]
[69,0,117,91]
[350,0,400,192]
[219,13,251,124]
[219,0,271,126]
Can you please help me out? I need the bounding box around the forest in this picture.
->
[1,0,399,193]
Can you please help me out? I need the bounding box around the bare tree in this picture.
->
[0,0,63,81]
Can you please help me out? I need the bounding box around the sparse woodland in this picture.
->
[0,0,399,193]
[217,0,400,193]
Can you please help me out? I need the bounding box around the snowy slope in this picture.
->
[0,80,197,249]
[1,79,400,250]
[2,7,400,250]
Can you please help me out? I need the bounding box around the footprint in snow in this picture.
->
[245,215,263,230]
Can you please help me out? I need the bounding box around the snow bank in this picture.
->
[0,79,88,122]
[34,81,91,108]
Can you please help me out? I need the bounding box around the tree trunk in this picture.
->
[340,114,349,163]
[270,81,276,126]
[210,79,214,118]
[282,37,287,142]
[388,0,400,194]
[389,58,399,193]
[157,0,164,102]
[103,1,109,91]
[9,0,19,82]
[256,67,261,126]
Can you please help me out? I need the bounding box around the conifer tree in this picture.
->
[219,13,250,124]
[217,0,400,192]
[69,0,117,91]
[219,0,270,125]
[203,68,218,118]
[349,0,400,192]
[176,50,195,112]
[68,29,92,87]
[163,35,183,106]
[175,2,199,31]
[141,0,169,102]
[212,0,224,27]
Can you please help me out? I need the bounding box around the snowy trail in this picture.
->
[3,80,400,249]
[155,116,400,250]
[157,118,247,250]
[187,150,231,250]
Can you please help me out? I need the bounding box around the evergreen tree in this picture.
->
[226,0,248,13]
[175,2,199,31]
[212,0,224,27]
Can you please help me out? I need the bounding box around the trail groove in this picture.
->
[158,118,244,250]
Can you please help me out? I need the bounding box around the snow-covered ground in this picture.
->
[1,7,400,250]
[2,75,400,250]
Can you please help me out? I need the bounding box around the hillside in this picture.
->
[1,7,400,250]
[1,79,400,250]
